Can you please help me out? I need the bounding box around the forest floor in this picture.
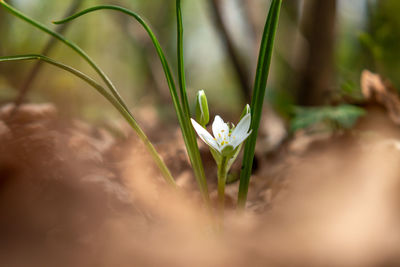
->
[1,73,400,266]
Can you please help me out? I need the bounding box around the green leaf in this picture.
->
[290,104,366,132]
[176,0,209,202]
[0,1,129,114]
[54,4,210,203]
[237,0,282,209]
[0,54,177,187]
[0,1,180,188]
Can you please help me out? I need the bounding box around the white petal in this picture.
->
[230,130,252,148]
[212,115,229,140]
[191,119,220,151]
[231,113,251,140]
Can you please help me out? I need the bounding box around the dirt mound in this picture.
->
[1,103,400,267]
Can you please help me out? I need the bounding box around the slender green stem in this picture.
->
[0,1,177,187]
[176,0,210,202]
[54,5,210,204]
[217,156,228,211]
[176,0,190,117]
[0,1,130,115]
[53,5,184,124]
[13,0,83,110]
[0,54,176,187]
[237,0,282,209]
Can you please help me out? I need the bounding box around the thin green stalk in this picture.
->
[217,156,228,211]
[0,54,176,187]
[176,0,190,116]
[13,0,83,110]
[176,0,209,201]
[0,1,130,115]
[237,0,282,209]
[54,5,210,204]
[0,1,178,187]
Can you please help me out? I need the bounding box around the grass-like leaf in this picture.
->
[176,0,190,117]
[0,1,178,188]
[54,4,210,203]
[0,1,129,114]
[53,5,184,127]
[0,54,176,187]
[237,0,282,209]
[14,0,83,108]
[176,0,209,201]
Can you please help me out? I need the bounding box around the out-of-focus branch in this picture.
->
[13,0,83,110]
[112,0,175,105]
[117,15,169,104]
[209,0,252,103]
[296,0,337,106]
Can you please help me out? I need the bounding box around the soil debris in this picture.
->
[1,102,400,266]
[361,70,400,125]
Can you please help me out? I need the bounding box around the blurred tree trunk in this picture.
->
[276,0,302,102]
[296,0,337,106]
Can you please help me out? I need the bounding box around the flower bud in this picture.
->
[195,90,209,127]
[240,104,251,120]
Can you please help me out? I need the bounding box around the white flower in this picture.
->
[191,113,252,154]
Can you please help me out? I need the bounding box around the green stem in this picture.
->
[217,156,228,211]
[54,4,210,204]
[0,54,177,187]
[237,0,282,209]
[0,1,130,114]
[13,0,83,110]
[0,1,177,188]
[176,0,210,204]
[176,0,190,117]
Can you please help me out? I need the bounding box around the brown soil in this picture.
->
[1,103,400,267]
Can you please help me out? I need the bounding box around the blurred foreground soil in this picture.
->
[1,102,400,267]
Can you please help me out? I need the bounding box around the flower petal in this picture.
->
[230,130,252,148]
[231,113,251,140]
[212,115,229,140]
[191,119,220,151]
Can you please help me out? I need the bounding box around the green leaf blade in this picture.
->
[0,1,128,115]
[55,4,210,203]
[0,54,177,187]
[237,0,282,209]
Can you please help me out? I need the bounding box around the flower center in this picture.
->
[215,130,235,147]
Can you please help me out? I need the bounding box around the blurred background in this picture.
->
[0,0,397,127]
[3,3,400,266]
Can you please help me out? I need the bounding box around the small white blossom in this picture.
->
[191,113,252,154]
